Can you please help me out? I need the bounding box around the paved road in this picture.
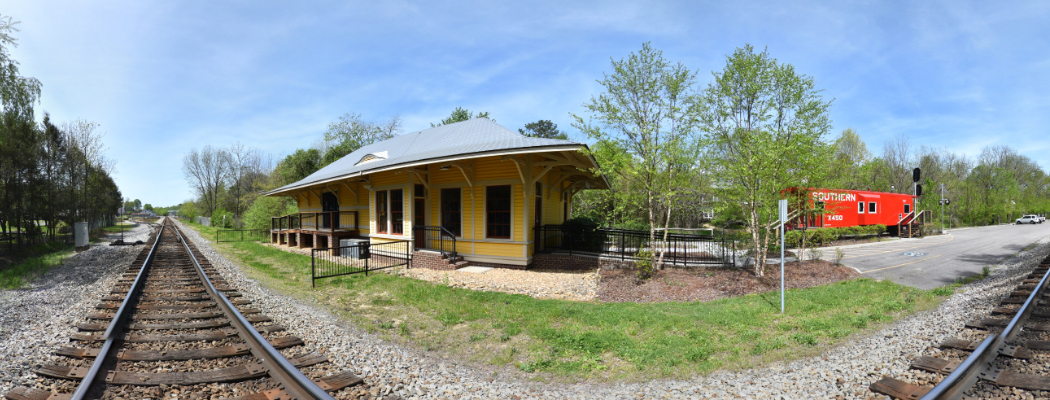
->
[819,223,1050,290]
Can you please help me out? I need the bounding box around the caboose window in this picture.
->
[858,202,865,214]
[869,202,877,213]
[904,204,911,214]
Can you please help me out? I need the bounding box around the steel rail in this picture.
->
[171,220,335,400]
[920,260,1050,400]
[70,223,165,400]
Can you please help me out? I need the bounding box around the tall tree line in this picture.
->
[0,15,120,247]
[181,143,273,223]
[826,132,1050,227]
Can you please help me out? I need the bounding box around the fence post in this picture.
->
[311,249,316,288]
[568,226,573,257]
[613,228,621,260]
[672,237,677,267]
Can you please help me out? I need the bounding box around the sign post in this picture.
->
[940,184,945,234]
[779,199,788,314]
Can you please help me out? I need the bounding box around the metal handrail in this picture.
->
[413,225,457,260]
[172,220,335,400]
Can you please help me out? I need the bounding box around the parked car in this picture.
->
[1016,215,1042,224]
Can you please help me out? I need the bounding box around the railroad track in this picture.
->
[4,218,370,400]
[871,253,1050,399]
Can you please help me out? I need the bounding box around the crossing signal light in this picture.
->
[913,168,921,182]
[915,184,922,197]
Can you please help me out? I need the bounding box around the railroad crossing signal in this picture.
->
[939,199,950,205]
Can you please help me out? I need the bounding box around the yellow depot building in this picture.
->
[265,118,609,269]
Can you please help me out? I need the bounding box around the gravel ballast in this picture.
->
[0,223,155,395]
[7,219,1049,399]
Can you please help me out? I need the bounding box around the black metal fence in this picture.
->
[216,229,269,243]
[412,225,457,259]
[534,225,735,267]
[310,240,411,287]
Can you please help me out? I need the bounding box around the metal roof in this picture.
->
[267,118,602,195]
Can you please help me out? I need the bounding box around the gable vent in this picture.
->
[354,151,388,166]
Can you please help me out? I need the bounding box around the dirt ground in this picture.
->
[597,261,860,303]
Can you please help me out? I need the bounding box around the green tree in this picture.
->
[144,203,153,212]
[273,148,322,187]
[574,42,703,268]
[320,113,402,166]
[431,107,491,127]
[830,128,871,190]
[701,45,833,276]
[519,120,568,139]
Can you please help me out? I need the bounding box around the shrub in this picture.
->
[806,248,823,262]
[212,208,236,228]
[562,216,606,251]
[636,249,656,280]
[243,197,298,231]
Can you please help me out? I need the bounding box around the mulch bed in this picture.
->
[597,261,860,303]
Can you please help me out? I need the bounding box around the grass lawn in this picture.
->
[100,223,136,234]
[185,222,946,382]
[0,242,75,289]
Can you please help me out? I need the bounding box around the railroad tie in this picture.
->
[869,377,932,399]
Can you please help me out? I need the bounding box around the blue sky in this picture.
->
[5,1,1049,207]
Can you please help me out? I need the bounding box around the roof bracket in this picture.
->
[500,155,527,185]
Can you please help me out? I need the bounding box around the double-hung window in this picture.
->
[487,185,512,239]
[390,189,403,235]
[858,201,866,214]
[376,191,388,234]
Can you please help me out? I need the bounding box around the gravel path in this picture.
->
[402,267,599,302]
[12,218,1040,399]
[0,223,156,395]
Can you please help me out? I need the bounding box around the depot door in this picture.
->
[414,198,426,249]
[322,192,338,229]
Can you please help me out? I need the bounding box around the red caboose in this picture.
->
[782,188,918,230]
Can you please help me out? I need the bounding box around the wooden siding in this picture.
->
[473,242,522,258]
[278,153,598,263]
[474,157,518,181]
